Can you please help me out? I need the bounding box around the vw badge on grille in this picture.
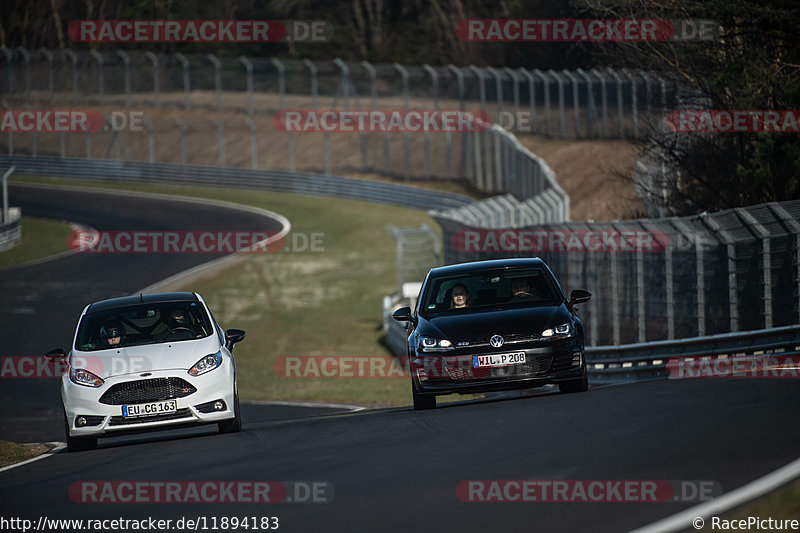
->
[490,335,505,348]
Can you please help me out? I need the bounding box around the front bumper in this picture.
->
[411,338,585,395]
[61,365,236,438]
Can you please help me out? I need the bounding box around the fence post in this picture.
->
[116,51,131,107]
[532,70,552,137]
[89,50,104,104]
[272,58,291,171]
[624,69,639,139]
[238,56,254,116]
[17,47,31,105]
[448,65,469,180]
[422,64,439,180]
[393,62,411,180]
[486,67,504,123]
[206,54,221,111]
[1,166,14,224]
[361,61,388,175]
[174,53,191,111]
[63,49,78,103]
[576,69,595,138]
[303,59,327,175]
[591,69,609,137]
[174,117,187,165]
[608,69,625,138]
[1,47,13,100]
[769,204,800,325]
[144,52,160,107]
[548,70,567,138]
[737,209,773,329]
[39,49,54,104]
[468,66,487,189]
[563,70,582,138]
[518,69,535,134]
[244,117,257,170]
[701,214,738,332]
[504,67,520,132]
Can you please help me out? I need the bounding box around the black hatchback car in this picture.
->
[393,258,591,409]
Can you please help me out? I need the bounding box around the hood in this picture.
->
[422,305,570,342]
[70,336,220,380]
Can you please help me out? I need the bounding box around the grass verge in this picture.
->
[0,217,74,269]
[0,441,52,468]
[725,477,800,525]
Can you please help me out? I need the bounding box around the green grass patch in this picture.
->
[727,477,800,523]
[0,216,73,269]
[12,176,461,406]
[0,440,47,467]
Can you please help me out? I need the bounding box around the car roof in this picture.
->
[86,292,199,313]
[427,257,546,277]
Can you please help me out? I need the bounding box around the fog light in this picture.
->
[75,416,87,427]
[213,401,225,411]
[572,352,582,366]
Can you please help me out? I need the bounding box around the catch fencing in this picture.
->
[430,198,800,347]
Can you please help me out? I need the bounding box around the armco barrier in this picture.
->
[587,324,800,383]
[0,155,473,211]
[384,319,800,385]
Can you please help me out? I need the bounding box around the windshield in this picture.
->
[419,267,562,318]
[75,301,213,351]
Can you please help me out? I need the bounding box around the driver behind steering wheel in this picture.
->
[164,308,200,338]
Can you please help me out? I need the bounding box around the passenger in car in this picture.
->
[450,283,475,309]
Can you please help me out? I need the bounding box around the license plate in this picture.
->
[473,352,526,368]
[122,400,177,418]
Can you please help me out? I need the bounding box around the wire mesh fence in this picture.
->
[431,199,800,346]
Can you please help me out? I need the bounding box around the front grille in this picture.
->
[430,355,552,381]
[108,408,192,426]
[458,333,540,348]
[99,378,197,405]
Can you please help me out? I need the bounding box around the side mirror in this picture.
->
[45,347,66,358]
[392,307,413,323]
[569,289,592,306]
[225,329,246,350]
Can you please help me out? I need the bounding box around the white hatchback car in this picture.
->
[45,292,246,452]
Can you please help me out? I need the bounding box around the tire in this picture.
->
[218,391,242,434]
[64,413,97,452]
[558,370,589,393]
[411,381,436,410]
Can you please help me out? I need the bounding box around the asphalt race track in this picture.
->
[1,185,799,532]
[0,184,289,442]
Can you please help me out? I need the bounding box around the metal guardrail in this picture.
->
[0,155,474,211]
[383,317,800,386]
[586,324,800,383]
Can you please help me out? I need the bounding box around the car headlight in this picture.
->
[541,323,573,338]
[70,367,104,387]
[419,336,454,352]
[188,351,223,376]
